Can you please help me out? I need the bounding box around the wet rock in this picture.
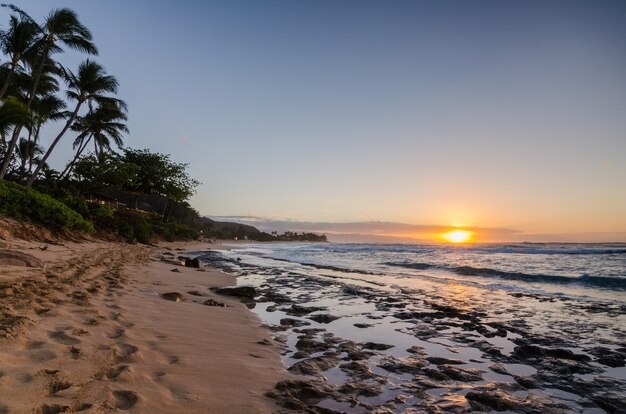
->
[280,318,310,327]
[379,356,428,374]
[213,286,256,298]
[268,379,334,411]
[185,257,200,268]
[589,346,626,367]
[283,304,326,316]
[353,323,373,328]
[263,291,293,303]
[593,392,626,414]
[362,342,394,351]
[426,356,465,365]
[465,390,520,411]
[489,363,510,375]
[161,292,184,302]
[295,337,332,354]
[203,299,225,307]
[439,365,484,382]
[513,344,591,361]
[288,353,340,375]
[309,314,340,324]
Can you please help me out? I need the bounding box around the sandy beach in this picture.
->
[0,238,288,413]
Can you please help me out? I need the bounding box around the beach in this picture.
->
[200,242,626,413]
[0,238,287,413]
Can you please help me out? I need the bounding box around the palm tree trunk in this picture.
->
[0,59,18,100]
[28,122,42,173]
[0,44,50,179]
[27,100,82,186]
[58,134,92,181]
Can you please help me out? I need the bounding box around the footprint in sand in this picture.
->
[111,390,138,410]
[167,355,180,364]
[48,330,80,345]
[153,369,167,379]
[44,380,72,396]
[107,327,125,339]
[106,365,129,380]
[29,349,56,362]
[115,343,139,362]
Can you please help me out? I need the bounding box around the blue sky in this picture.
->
[6,1,626,240]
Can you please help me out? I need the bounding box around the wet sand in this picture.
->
[0,240,288,413]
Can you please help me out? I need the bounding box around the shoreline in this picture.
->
[0,239,288,413]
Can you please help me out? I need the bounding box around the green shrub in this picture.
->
[0,180,94,233]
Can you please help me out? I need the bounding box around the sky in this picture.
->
[6,1,626,242]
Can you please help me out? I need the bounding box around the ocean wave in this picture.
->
[383,261,434,270]
[468,245,626,255]
[452,266,626,289]
[384,262,626,290]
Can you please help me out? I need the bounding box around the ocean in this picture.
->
[199,242,626,413]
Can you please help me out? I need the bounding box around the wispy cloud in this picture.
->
[209,216,521,242]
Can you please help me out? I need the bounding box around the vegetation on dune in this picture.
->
[0,4,326,243]
[0,179,93,232]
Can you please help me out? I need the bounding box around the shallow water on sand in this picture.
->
[198,243,626,413]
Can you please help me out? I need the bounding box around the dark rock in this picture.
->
[187,290,205,296]
[270,379,334,410]
[203,299,225,307]
[161,292,184,302]
[170,268,181,273]
[362,342,394,351]
[280,318,310,327]
[283,304,326,316]
[353,323,373,328]
[309,314,340,324]
[465,391,519,411]
[213,286,256,298]
[288,353,340,375]
[426,356,465,365]
[185,257,200,268]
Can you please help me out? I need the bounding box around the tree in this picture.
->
[0,97,30,135]
[0,5,97,179]
[0,13,38,99]
[58,101,128,180]
[27,59,122,186]
[122,148,200,205]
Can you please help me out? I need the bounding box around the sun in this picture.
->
[442,229,473,243]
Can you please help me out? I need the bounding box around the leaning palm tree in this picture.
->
[0,5,96,179]
[0,97,30,136]
[27,59,122,186]
[58,101,128,180]
[0,98,31,171]
[28,93,67,171]
[2,5,98,106]
[16,137,42,179]
[0,13,38,99]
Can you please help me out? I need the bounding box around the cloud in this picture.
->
[208,215,522,242]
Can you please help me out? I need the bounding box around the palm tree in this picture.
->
[27,59,122,186]
[16,137,42,179]
[0,13,38,99]
[28,94,66,172]
[0,98,31,172]
[0,6,96,179]
[58,101,128,180]
[0,98,30,136]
